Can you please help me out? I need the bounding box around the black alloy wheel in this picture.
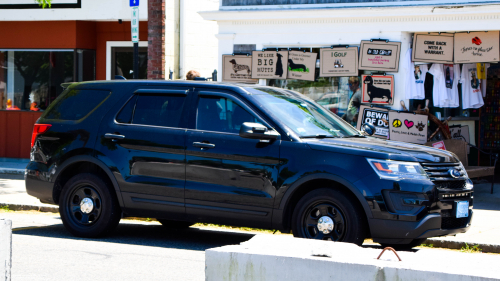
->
[60,173,121,238]
[292,188,367,245]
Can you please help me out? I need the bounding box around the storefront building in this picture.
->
[201,0,500,167]
[0,0,148,158]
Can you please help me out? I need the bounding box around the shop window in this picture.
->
[111,47,148,79]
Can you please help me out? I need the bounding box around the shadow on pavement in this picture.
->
[14,222,256,251]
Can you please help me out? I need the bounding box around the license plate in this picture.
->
[456,201,469,218]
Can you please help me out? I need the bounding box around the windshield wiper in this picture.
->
[300,134,337,139]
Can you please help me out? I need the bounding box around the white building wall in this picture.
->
[165,0,180,79]
[0,0,148,21]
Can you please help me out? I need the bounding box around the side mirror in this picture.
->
[361,122,376,136]
[239,122,280,140]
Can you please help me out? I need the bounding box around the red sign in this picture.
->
[432,141,446,150]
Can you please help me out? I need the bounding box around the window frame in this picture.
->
[193,91,275,135]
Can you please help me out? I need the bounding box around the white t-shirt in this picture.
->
[441,64,460,108]
[404,49,427,100]
[460,64,484,109]
[428,64,448,107]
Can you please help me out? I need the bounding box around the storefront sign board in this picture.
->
[388,111,428,144]
[412,33,454,63]
[454,31,500,63]
[361,74,394,105]
[359,40,401,72]
[287,51,317,81]
[251,51,289,79]
[356,105,389,139]
[222,55,258,83]
[319,47,358,77]
[449,125,470,153]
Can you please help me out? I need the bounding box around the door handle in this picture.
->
[105,133,126,141]
[193,142,215,149]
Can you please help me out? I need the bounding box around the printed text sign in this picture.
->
[361,75,394,105]
[287,51,317,81]
[222,55,258,83]
[454,31,500,63]
[413,33,454,63]
[388,112,428,144]
[251,51,289,79]
[320,47,358,77]
[359,41,401,72]
[356,105,389,138]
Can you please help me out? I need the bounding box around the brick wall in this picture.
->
[148,0,165,79]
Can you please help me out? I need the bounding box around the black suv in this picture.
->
[26,81,473,247]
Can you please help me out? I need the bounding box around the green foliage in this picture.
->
[35,0,51,8]
[460,243,482,253]
[0,205,11,212]
[419,243,434,248]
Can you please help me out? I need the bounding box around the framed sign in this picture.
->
[449,125,470,153]
[454,31,500,63]
[287,51,317,81]
[222,55,258,83]
[251,50,289,79]
[361,74,394,105]
[320,47,359,77]
[412,33,454,64]
[356,105,389,139]
[359,40,401,72]
[388,111,428,144]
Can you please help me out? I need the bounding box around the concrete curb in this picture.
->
[425,238,500,254]
[0,203,58,213]
[0,168,24,175]
[0,219,12,281]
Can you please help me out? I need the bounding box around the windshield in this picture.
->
[245,87,360,138]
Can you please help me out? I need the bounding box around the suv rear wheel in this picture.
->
[156,219,194,229]
[291,188,367,245]
[59,173,121,238]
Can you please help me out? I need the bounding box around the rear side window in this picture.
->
[43,89,111,121]
[116,95,138,124]
[131,95,187,128]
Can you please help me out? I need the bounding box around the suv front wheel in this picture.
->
[291,188,367,245]
[59,173,121,238]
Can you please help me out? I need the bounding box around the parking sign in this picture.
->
[129,0,139,7]
[131,7,139,43]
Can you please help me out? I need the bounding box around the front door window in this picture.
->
[111,47,147,79]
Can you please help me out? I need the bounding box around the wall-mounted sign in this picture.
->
[251,51,289,79]
[388,111,428,144]
[359,40,401,72]
[320,47,358,77]
[287,51,317,81]
[449,125,470,153]
[361,74,394,105]
[412,33,454,64]
[454,31,500,63]
[356,105,389,139]
[222,55,258,83]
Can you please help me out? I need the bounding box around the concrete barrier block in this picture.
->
[0,219,12,281]
[206,235,500,281]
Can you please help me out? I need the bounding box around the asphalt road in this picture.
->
[2,211,257,281]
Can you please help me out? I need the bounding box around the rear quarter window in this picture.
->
[42,89,111,121]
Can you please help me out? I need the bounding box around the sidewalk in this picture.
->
[0,158,29,175]
[0,171,499,252]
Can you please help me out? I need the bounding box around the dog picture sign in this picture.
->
[287,51,317,81]
[359,40,401,72]
[251,51,289,79]
[222,55,258,83]
[320,47,359,77]
[388,111,428,144]
[454,31,500,63]
[361,74,394,105]
[356,105,389,139]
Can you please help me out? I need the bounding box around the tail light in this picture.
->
[31,124,52,148]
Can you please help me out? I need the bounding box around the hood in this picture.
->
[305,137,458,163]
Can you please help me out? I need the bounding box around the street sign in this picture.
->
[131,7,139,43]
[129,0,139,7]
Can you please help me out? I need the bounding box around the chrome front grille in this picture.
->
[420,162,467,181]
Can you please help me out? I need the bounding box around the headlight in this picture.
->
[367,158,429,180]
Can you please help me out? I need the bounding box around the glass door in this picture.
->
[111,47,148,79]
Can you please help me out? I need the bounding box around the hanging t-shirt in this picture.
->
[460,64,484,109]
[428,64,448,107]
[477,63,490,97]
[404,49,427,100]
[441,64,460,108]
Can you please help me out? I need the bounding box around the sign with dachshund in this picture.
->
[388,111,428,144]
[361,74,394,105]
[251,51,289,79]
[320,47,358,77]
[287,51,317,81]
[454,31,500,63]
[222,55,258,83]
[359,40,401,72]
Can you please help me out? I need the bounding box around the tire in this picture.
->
[291,188,367,245]
[156,219,194,229]
[381,238,426,251]
[59,173,121,238]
